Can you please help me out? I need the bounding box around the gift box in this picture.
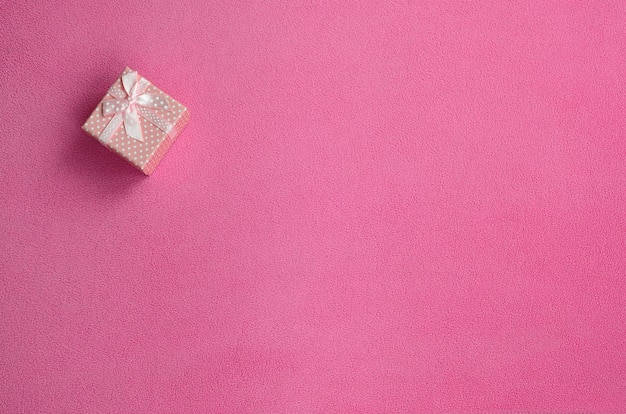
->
[82,67,190,175]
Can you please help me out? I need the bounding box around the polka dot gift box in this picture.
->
[82,67,190,175]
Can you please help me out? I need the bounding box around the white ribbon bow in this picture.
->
[99,71,173,143]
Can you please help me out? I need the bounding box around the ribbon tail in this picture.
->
[98,113,124,144]
[124,109,144,141]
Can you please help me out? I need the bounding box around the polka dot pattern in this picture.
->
[81,67,189,174]
[138,107,172,133]
[142,107,190,175]
[102,99,128,115]
[108,83,126,99]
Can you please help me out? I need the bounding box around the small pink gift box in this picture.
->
[82,67,190,175]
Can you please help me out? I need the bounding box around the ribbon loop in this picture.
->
[122,71,139,95]
[134,93,161,109]
[108,84,127,99]
[102,99,129,116]
[98,70,174,144]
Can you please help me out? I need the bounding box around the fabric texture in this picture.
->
[0,1,625,412]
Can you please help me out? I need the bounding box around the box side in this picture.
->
[141,108,190,175]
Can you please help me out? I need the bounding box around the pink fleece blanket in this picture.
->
[1,1,624,412]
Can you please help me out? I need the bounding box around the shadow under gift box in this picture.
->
[81,67,190,175]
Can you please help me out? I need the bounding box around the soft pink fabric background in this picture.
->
[1,1,625,412]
